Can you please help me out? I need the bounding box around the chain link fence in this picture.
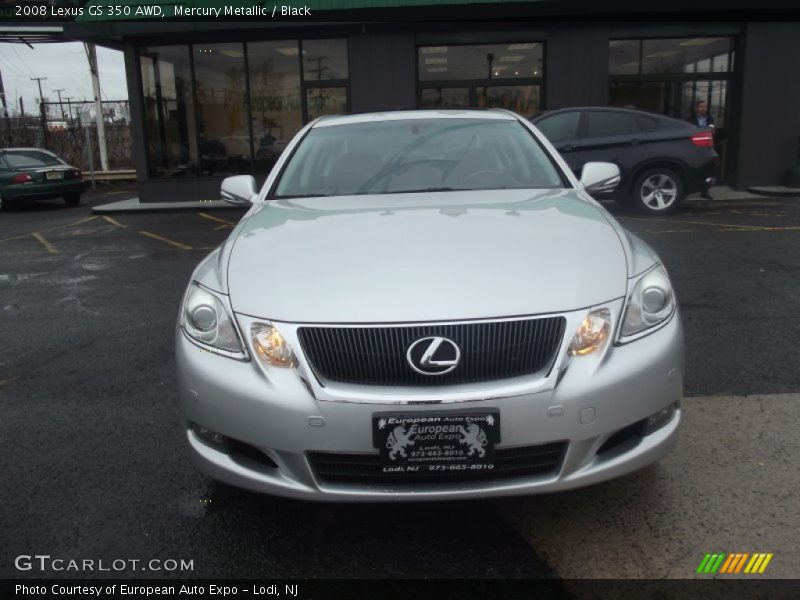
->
[0,100,133,174]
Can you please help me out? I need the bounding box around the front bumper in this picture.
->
[176,310,684,502]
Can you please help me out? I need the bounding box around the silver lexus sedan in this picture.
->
[176,110,683,501]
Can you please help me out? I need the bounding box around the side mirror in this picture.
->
[221,175,257,206]
[580,162,621,193]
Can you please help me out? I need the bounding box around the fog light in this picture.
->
[190,422,229,453]
[643,403,677,435]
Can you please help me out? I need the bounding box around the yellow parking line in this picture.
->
[0,215,99,244]
[138,230,193,250]
[198,212,235,227]
[32,232,58,254]
[102,216,127,229]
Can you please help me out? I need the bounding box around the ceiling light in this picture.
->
[678,38,721,46]
[425,57,447,65]
[507,43,536,50]
[421,46,448,54]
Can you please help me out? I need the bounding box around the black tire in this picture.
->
[1,197,18,211]
[64,193,81,207]
[630,167,685,214]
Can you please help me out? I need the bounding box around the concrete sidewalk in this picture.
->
[92,197,241,213]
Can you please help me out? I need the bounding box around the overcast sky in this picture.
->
[0,42,127,114]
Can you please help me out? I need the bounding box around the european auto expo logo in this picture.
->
[696,552,774,575]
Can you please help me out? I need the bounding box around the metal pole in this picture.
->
[54,88,66,121]
[85,43,109,171]
[0,69,10,128]
[31,76,48,147]
[84,121,96,190]
[64,97,73,122]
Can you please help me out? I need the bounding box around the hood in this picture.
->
[227,189,628,323]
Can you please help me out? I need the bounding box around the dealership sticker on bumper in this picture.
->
[372,411,500,473]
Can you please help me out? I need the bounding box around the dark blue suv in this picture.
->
[532,107,717,214]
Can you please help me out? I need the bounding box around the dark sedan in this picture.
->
[532,107,717,213]
[0,148,86,210]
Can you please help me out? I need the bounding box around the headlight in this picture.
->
[569,308,611,356]
[251,322,297,368]
[181,282,247,359]
[619,264,675,341]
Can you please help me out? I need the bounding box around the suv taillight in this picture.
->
[11,173,32,184]
[690,131,714,147]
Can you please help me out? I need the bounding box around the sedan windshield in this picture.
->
[272,118,565,198]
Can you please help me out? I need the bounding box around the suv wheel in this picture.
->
[632,167,684,214]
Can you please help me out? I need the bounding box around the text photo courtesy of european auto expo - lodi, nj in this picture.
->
[1,1,800,600]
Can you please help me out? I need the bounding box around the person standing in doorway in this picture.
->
[689,101,716,199]
[689,100,715,128]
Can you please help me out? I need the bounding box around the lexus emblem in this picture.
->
[406,336,461,375]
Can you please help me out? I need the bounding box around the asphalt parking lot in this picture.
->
[1,188,798,581]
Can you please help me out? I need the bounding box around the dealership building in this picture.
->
[63,0,800,203]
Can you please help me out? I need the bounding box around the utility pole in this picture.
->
[84,43,108,171]
[19,96,24,118]
[54,88,66,121]
[64,96,73,122]
[0,69,9,129]
[31,76,48,148]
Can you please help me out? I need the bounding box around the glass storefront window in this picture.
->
[247,41,304,174]
[420,87,470,108]
[303,39,349,81]
[609,40,640,75]
[193,43,249,176]
[641,38,733,74]
[476,85,541,118]
[140,45,197,177]
[139,38,349,179]
[418,43,543,81]
[306,87,348,120]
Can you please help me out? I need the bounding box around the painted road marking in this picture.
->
[102,216,127,229]
[198,212,235,227]
[0,215,99,244]
[32,232,57,254]
[138,230,193,250]
[0,376,19,387]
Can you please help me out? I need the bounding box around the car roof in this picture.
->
[312,109,518,128]
[534,106,676,121]
[0,147,59,155]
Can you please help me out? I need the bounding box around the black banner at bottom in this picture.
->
[2,578,798,600]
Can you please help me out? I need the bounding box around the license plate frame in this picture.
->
[372,409,500,474]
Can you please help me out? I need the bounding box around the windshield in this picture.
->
[272,118,566,198]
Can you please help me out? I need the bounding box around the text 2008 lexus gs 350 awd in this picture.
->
[176,110,683,501]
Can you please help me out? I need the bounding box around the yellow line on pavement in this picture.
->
[0,215,99,244]
[0,376,19,387]
[32,232,58,254]
[198,212,235,227]
[138,230,193,250]
[102,215,127,228]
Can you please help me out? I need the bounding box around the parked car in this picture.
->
[0,148,86,209]
[532,107,717,213]
[176,109,683,501]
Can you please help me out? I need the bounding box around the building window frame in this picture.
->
[136,37,350,180]
[415,41,547,116]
